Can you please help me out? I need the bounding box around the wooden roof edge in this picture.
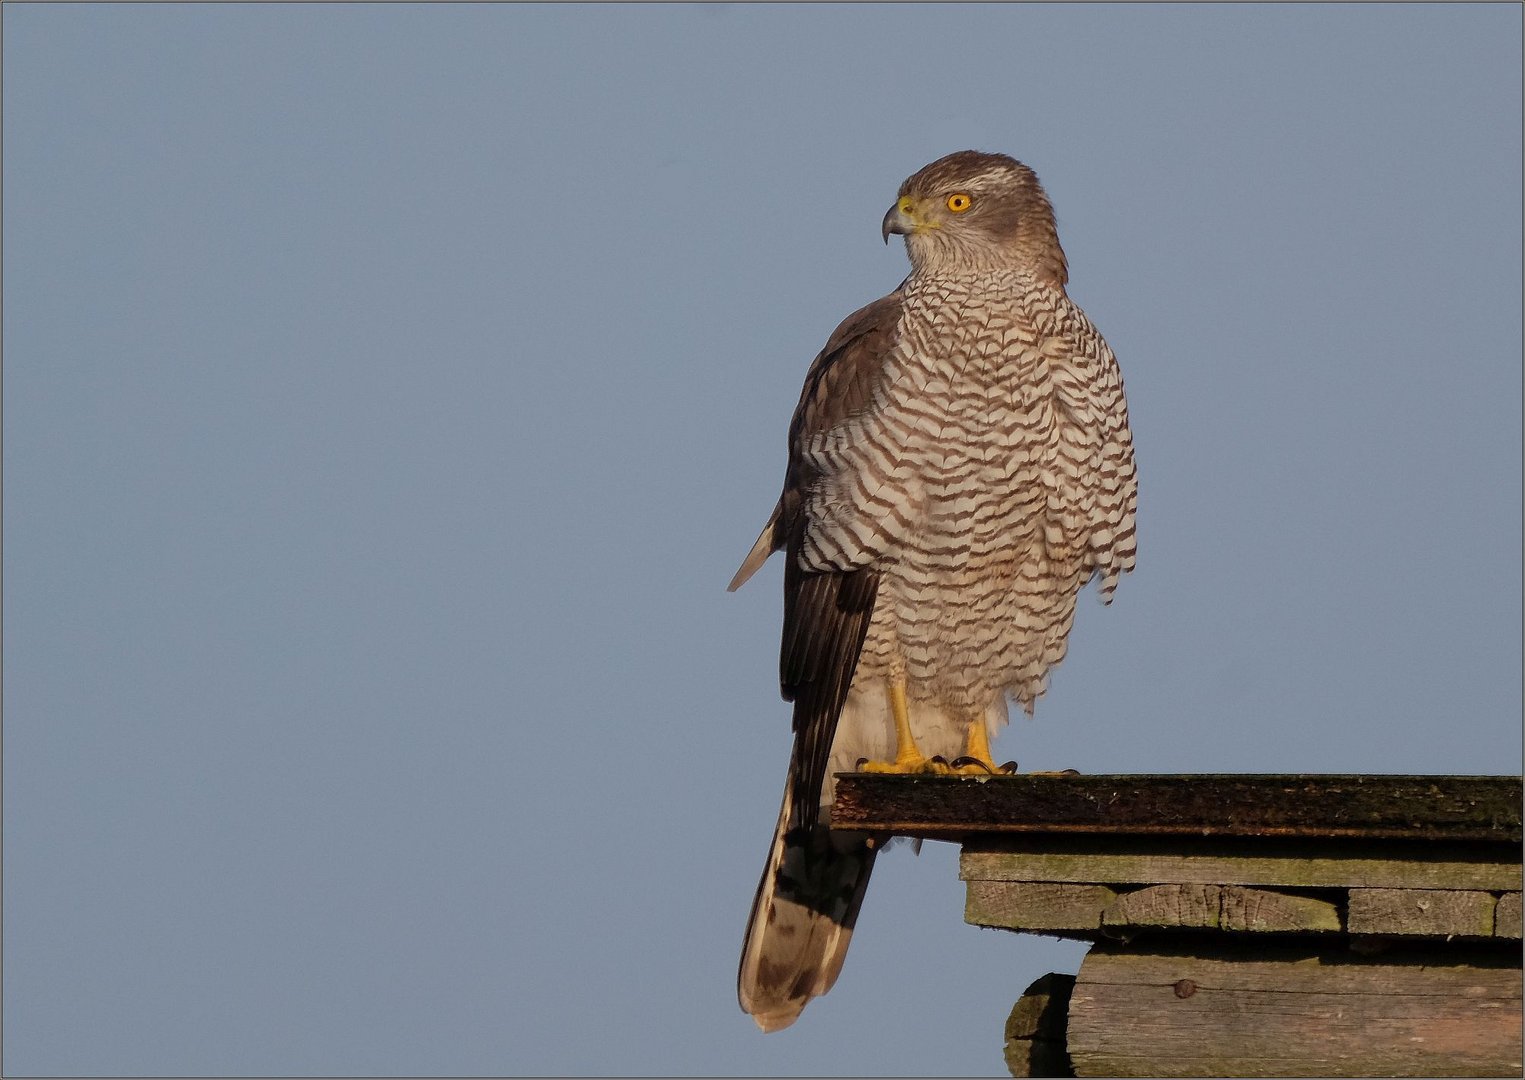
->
[829,772,1524,844]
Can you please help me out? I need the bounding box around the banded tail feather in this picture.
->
[737,771,878,1032]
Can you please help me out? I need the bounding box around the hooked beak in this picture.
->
[882,195,918,243]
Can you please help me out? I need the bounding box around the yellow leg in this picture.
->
[948,718,1018,775]
[963,720,996,769]
[889,676,923,767]
[859,676,953,774]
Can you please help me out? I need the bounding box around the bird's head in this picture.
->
[882,150,1068,286]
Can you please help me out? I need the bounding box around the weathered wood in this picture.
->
[1101,884,1341,934]
[1218,884,1343,933]
[1103,883,1220,930]
[1066,941,1524,1077]
[833,773,1522,842]
[831,771,1523,1075]
[966,882,1118,933]
[967,880,1343,938]
[960,835,1524,892]
[1004,972,1075,1078]
[1348,888,1497,938]
[1496,892,1522,939]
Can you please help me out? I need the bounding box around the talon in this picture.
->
[950,756,995,774]
[855,757,870,770]
[858,675,951,774]
[860,753,953,775]
[998,760,1020,774]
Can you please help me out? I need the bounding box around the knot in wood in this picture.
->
[1172,978,1197,999]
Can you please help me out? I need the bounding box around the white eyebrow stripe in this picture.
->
[949,167,1020,192]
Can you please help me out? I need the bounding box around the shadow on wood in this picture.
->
[1005,972,1075,1078]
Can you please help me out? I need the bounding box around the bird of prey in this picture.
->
[730,151,1137,1032]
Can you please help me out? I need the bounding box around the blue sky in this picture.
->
[4,4,1520,1076]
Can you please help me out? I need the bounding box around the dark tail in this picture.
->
[737,777,877,1032]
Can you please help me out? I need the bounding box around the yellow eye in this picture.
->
[946,193,973,213]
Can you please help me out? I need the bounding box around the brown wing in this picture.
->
[772,291,902,830]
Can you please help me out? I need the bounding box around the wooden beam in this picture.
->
[832,773,1522,842]
[1004,972,1075,1078]
[966,882,1118,934]
[1102,884,1341,934]
[960,835,1524,892]
[1066,941,1524,1077]
[967,881,1341,937]
[1347,888,1497,938]
[1102,883,1223,931]
[1218,884,1342,933]
[1496,892,1523,939]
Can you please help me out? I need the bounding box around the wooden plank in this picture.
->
[1099,884,1342,934]
[832,773,1523,842]
[1103,883,1220,930]
[1218,885,1342,933]
[1004,972,1075,1078]
[967,880,1341,938]
[966,882,1117,933]
[959,836,1523,892]
[1348,889,1497,937]
[1067,941,1523,1077]
[1496,892,1522,939]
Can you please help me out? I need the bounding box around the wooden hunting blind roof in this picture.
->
[839,773,1525,1077]
[829,773,1523,843]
